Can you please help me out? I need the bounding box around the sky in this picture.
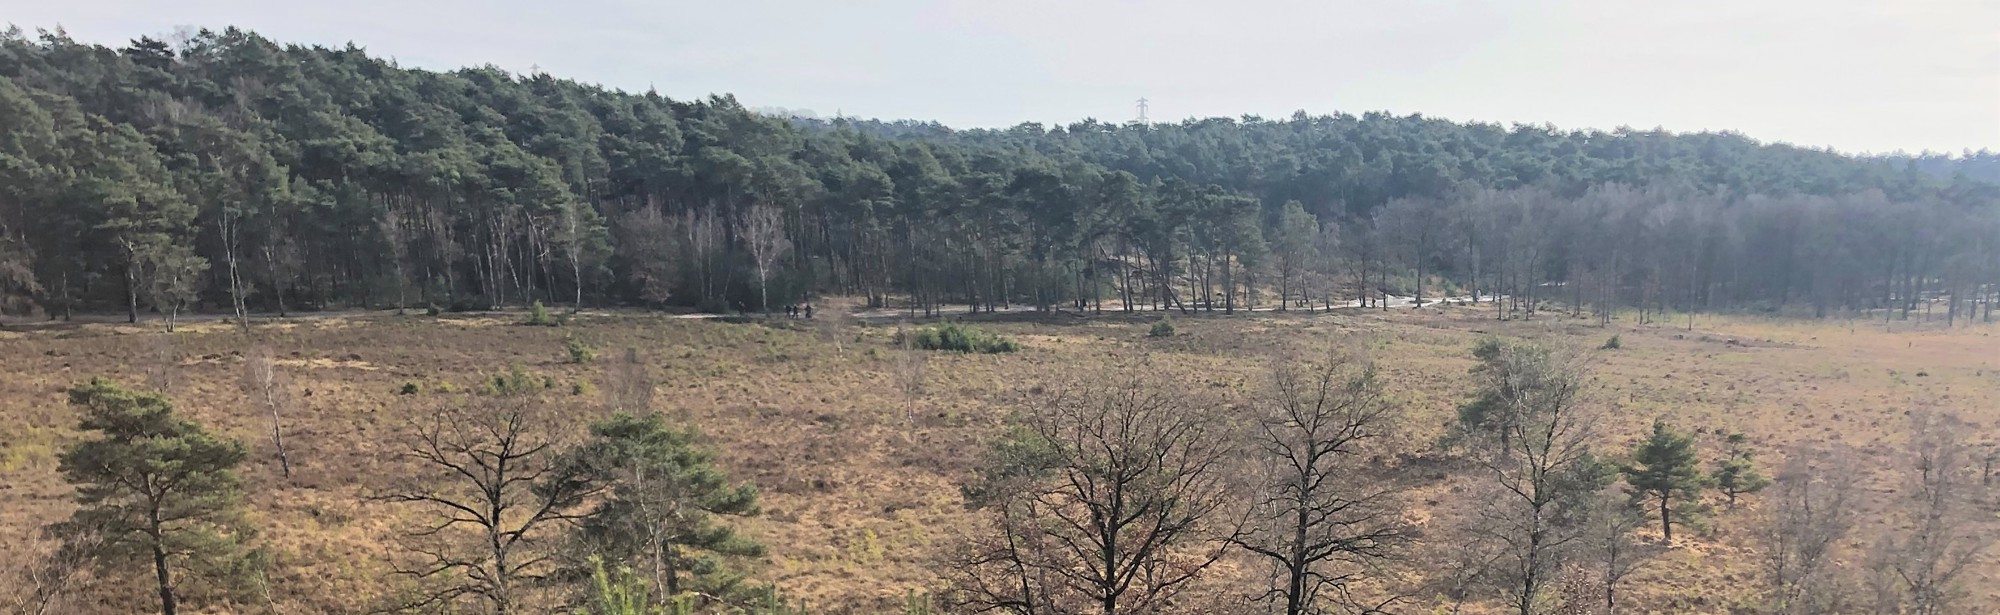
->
[6,0,1997,154]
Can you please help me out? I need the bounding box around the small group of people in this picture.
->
[784,303,815,319]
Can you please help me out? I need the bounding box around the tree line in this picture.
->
[2,26,1996,326]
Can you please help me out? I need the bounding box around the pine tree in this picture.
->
[577,557,673,615]
[54,377,258,615]
[1711,432,1770,508]
[1621,419,1708,542]
[574,413,763,603]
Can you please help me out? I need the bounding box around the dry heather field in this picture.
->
[1,304,1996,614]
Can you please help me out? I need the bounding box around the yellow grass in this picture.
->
[0,306,1995,613]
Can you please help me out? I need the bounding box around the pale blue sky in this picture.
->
[6,0,1996,154]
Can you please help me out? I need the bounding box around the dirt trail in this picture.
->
[0,293,1503,333]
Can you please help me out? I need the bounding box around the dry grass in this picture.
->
[0,305,1995,613]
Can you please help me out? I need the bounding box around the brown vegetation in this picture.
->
[0,304,1995,613]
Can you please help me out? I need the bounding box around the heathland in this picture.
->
[2,303,1994,614]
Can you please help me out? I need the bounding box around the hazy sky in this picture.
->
[8,0,1997,154]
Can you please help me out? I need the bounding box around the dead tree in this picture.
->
[379,403,603,615]
[1235,347,1407,615]
[1868,411,1993,615]
[950,372,1238,614]
[240,347,292,478]
[1759,445,1862,615]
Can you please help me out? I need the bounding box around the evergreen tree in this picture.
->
[0,26,1992,321]
[1711,432,1770,508]
[573,412,763,603]
[576,557,672,615]
[53,377,259,615]
[1620,419,1707,542]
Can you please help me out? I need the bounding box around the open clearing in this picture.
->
[2,305,1996,613]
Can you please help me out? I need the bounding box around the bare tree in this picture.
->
[895,324,928,432]
[1235,346,1407,614]
[817,302,851,355]
[1868,411,1993,615]
[241,347,292,478]
[1582,488,1654,615]
[1420,521,1503,615]
[1457,342,1612,615]
[381,206,413,314]
[256,236,302,317]
[1310,218,1343,311]
[1759,445,1863,615]
[552,200,606,311]
[739,202,790,313]
[683,207,725,309]
[1376,197,1444,308]
[5,527,103,615]
[950,371,1239,614]
[602,347,654,416]
[217,206,250,333]
[145,333,183,396]
[379,403,603,615]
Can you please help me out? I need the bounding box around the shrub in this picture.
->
[487,364,538,396]
[398,382,421,395]
[904,322,1019,354]
[525,300,558,326]
[433,381,458,394]
[565,336,596,364]
[571,379,594,396]
[1148,318,1176,338]
[1601,335,1622,350]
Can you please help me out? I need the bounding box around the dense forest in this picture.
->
[2,26,1997,325]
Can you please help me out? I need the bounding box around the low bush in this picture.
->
[1602,335,1622,350]
[1148,318,1175,338]
[487,364,538,396]
[398,382,421,395]
[904,322,1019,354]
[525,300,559,326]
[565,336,596,364]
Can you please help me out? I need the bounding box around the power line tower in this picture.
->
[1135,97,1150,125]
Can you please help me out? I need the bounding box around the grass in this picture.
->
[0,304,1995,612]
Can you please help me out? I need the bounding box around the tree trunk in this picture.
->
[1222,250,1235,315]
[265,388,290,479]
[1659,494,1673,542]
[222,215,249,334]
[149,510,176,615]
[126,260,140,324]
